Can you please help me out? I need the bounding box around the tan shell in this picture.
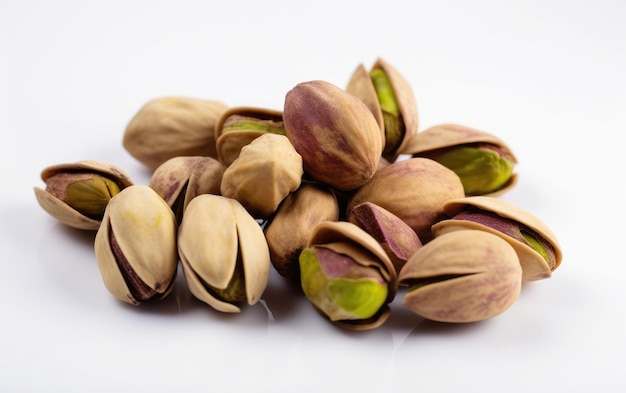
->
[215,106,284,166]
[346,57,419,161]
[306,221,397,330]
[123,96,228,171]
[34,160,134,230]
[94,185,178,305]
[178,194,271,313]
[399,124,518,196]
[220,133,303,219]
[148,156,225,222]
[398,230,522,323]
[431,196,563,281]
[347,157,465,242]
[264,181,339,283]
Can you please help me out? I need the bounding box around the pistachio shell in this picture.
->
[215,106,285,166]
[400,124,518,196]
[264,182,340,284]
[34,160,134,230]
[347,157,465,242]
[398,230,522,323]
[178,194,271,313]
[346,57,419,161]
[431,196,562,281]
[283,80,383,191]
[220,133,303,219]
[149,156,225,222]
[123,97,228,171]
[94,185,178,305]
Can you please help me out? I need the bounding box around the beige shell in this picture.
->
[398,230,522,323]
[305,221,397,330]
[178,194,271,313]
[347,157,465,242]
[220,133,303,219]
[346,57,419,161]
[215,106,284,166]
[123,96,228,171]
[264,181,340,283]
[149,156,225,222]
[34,160,134,230]
[399,124,518,196]
[431,196,563,281]
[94,185,178,305]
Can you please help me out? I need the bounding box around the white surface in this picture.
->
[2,0,625,391]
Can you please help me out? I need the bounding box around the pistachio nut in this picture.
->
[123,96,228,171]
[220,133,303,219]
[400,124,518,196]
[283,80,383,191]
[94,185,178,305]
[346,57,419,161]
[34,160,134,230]
[347,157,465,242]
[398,230,522,323]
[264,181,340,284]
[215,106,285,166]
[149,156,225,224]
[178,194,271,313]
[431,196,562,281]
[299,221,397,330]
[348,201,422,274]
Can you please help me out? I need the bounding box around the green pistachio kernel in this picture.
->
[222,115,286,135]
[522,231,551,266]
[211,260,247,303]
[370,68,403,155]
[432,145,514,195]
[299,247,388,321]
[65,174,121,218]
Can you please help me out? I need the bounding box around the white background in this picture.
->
[2,0,625,391]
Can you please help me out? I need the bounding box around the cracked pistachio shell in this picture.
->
[398,230,522,323]
[400,124,518,196]
[123,97,228,171]
[283,80,383,191]
[431,196,562,282]
[34,160,134,230]
[178,194,271,313]
[264,181,340,284]
[346,57,419,161]
[94,185,178,305]
[347,157,465,242]
[348,201,423,274]
[215,106,285,166]
[149,156,225,223]
[301,221,397,330]
[220,133,303,219]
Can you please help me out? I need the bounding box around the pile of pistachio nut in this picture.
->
[34,58,562,330]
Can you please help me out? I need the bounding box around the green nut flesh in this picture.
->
[221,115,286,136]
[430,144,514,195]
[299,247,388,321]
[64,174,121,218]
[370,69,403,156]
